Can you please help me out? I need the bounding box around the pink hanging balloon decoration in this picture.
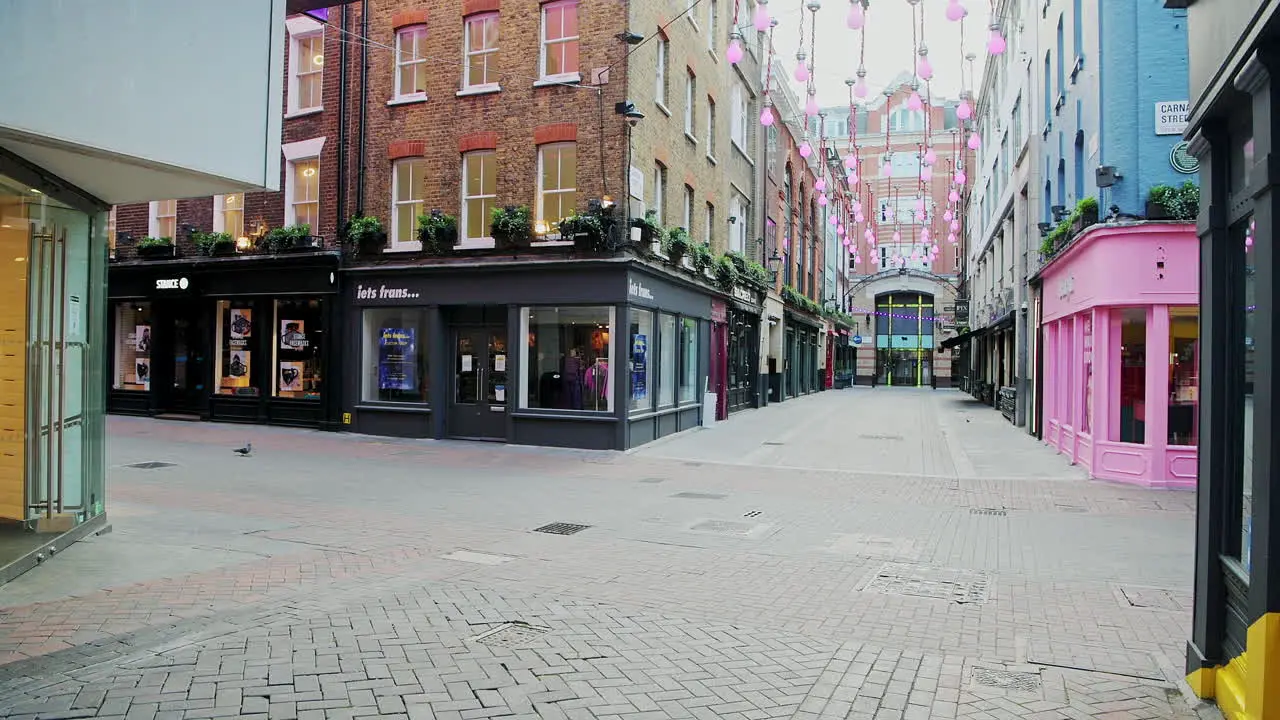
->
[837,225,845,236]
[815,177,827,192]
[920,166,933,182]
[726,37,744,64]
[753,0,771,32]
[923,147,937,165]
[855,212,864,224]
[844,154,857,169]
[799,142,813,158]
[818,194,829,206]
[907,91,924,112]
[945,0,967,21]
[849,171,859,184]
[987,25,1007,55]
[842,238,851,246]
[892,230,901,243]
[760,106,775,126]
[916,50,933,81]
[968,132,982,150]
[828,213,838,225]
[943,209,954,222]
[854,74,869,99]
[956,100,972,120]
[950,220,960,232]
[947,232,957,244]
[847,1,865,29]
[931,243,940,254]
[805,92,820,118]
[954,170,967,185]
[949,189,961,203]
[794,55,810,83]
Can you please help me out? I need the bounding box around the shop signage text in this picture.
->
[356,284,421,300]
[1170,142,1199,174]
[155,277,189,290]
[1155,101,1189,136]
[628,279,654,300]
[1057,274,1075,300]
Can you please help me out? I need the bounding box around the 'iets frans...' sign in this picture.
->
[356,284,421,300]
[628,279,654,300]
[1155,101,1189,136]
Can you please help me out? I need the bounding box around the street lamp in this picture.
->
[767,250,783,280]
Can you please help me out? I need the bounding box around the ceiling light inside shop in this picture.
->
[13,257,24,262]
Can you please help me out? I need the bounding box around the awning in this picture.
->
[940,328,977,350]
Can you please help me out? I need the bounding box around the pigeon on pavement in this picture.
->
[233,442,252,457]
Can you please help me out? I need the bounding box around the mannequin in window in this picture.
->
[562,348,584,410]
[585,356,609,407]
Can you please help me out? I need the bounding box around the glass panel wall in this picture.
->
[1239,214,1256,574]
[112,302,152,390]
[1115,308,1147,444]
[679,317,698,404]
[522,306,612,412]
[273,299,323,400]
[1168,306,1199,446]
[629,309,653,412]
[658,313,677,408]
[1081,314,1093,434]
[215,300,257,396]
[362,308,429,403]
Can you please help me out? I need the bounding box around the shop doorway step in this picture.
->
[153,413,202,422]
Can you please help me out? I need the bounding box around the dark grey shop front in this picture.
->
[344,259,712,450]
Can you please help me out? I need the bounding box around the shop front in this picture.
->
[874,292,936,387]
[345,259,710,451]
[106,253,342,428]
[1036,222,1198,489]
[711,290,763,420]
[783,310,822,398]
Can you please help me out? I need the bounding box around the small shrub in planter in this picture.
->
[631,211,663,250]
[263,224,314,252]
[491,205,533,249]
[712,255,740,292]
[560,212,606,252]
[136,236,175,259]
[690,243,714,275]
[193,231,237,256]
[417,211,457,255]
[1146,185,1175,220]
[1166,181,1200,221]
[344,216,386,256]
[662,227,691,265]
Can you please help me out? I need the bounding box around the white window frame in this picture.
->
[282,136,326,230]
[684,70,697,139]
[706,96,717,160]
[686,0,701,30]
[462,13,500,94]
[729,192,749,254]
[148,199,177,239]
[460,150,497,248]
[683,185,694,230]
[212,194,245,238]
[393,25,429,102]
[730,82,750,154]
[538,0,581,83]
[390,158,426,252]
[705,202,715,246]
[706,0,717,51]
[655,37,669,110]
[286,16,324,117]
[653,161,667,225]
[535,142,577,246]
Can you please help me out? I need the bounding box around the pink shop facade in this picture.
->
[1037,222,1199,489]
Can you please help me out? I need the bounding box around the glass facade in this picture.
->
[874,293,935,386]
[1116,308,1147,444]
[112,301,152,391]
[361,307,429,404]
[0,171,107,524]
[1168,306,1199,446]
[629,309,653,412]
[522,306,612,412]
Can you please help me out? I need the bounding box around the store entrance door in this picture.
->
[448,325,509,440]
[156,299,205,415]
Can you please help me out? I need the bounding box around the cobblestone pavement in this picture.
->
[0,389,1216,719]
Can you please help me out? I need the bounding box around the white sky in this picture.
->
[765,0,992,104]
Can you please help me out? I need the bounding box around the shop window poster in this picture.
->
[279,361,305,392]
[230,309,253,339]
[631,334,647,400]
[229,350,250,379]
[280,320,308,350]
[379,327,417,391]
[134,356,150,388]
[135,325,151,354]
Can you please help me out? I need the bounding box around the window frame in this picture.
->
[462,13,500,93]
[706,95,717,160]
[390,157,426,251]
[683,184,695,231]
[730,82,750,155]
[519,305,616,413]
[212,193,245,239]
[652,161,667,226]
[361,307,430,405]
[286,157,320,231]
[535,142,578,244]
[148,199,177,239]
[286,17,324,116]
[393,25,429,101]
[539,0,581,83]
[705,202,715,247]
[460,149,497,247]
[684,70,697,139]
[655,36,669,110]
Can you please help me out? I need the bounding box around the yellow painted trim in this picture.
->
[1187,612,1280,720]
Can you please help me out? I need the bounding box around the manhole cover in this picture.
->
[441,550,515,566]
[672,492,726,500]
[689,519,760,536]
[126,461,177,469]
[470,622,549,648]
[971,667,1042,693]
[861,562,991,604]
[639,477,666,483]
[533,522,591,535]
[970,507,1008,516]
[1118,585,1186,611]
[858,434,904,441]
[761,441,785,446]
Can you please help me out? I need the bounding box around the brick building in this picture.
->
[105,0,805,448]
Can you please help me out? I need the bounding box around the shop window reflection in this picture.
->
[273,299,322,400]
[112,302,152,390]
[522,306,612,412]
[1239,215,1256,575]
[1081,315,1093,434]
[362,308,429,403]
[1167,306,1198,446]
[215,300,257,396]
[629,309,654,413]
[1115,308,1146,444]
[679,317,698,404]
[658,313,677,408]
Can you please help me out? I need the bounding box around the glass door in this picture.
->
[448,326,507,440]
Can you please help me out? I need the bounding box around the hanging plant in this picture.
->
[713,255,740,292]
[344,215,386,256]
[559,212,606,252]
[691,243,715,275]
[631,210,663,250]
[193,231,236,257]
[662,226,691,264]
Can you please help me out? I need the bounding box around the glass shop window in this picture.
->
[113,302,153,391]
[362,307,429,403]
[522,306,613,412]
[273,298,323,400]
[215,300,258,396]
[1167,306,1199,446]
[1114,307,1146,443]
[629,308,654,413]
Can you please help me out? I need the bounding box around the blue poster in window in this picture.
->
[378,327,417,391]
[631,334,647,399]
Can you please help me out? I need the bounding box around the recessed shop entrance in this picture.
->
[446,306,509,441]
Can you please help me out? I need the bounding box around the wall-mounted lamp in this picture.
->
[1096,165,1122,188]
[1037,222,1052,236]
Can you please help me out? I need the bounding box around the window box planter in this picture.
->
[631,215,662,252]
[210,242,239,257]
[417,212,457,255]
[1145,200,1173,220]
[136,243,176,259]
[560,213,606,253]
[490,205,534,251]
[281,234,324,252]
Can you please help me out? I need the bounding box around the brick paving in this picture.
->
[0,389,1217,718]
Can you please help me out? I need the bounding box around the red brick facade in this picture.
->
[764,111,825,302]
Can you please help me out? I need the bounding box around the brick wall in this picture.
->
[763,113,823,302]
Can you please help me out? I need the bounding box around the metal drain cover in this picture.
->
[689,519,761,536]
[672,492,726,500]
[126,461,177,469]
[971,667,1042,693]
[533,522,591,535]
[761,441,785,446]
[1118,585,1187,611]
[970,507,1008,516]
[861,562,991,604]
[858,434,904,440]
[470,622,549,648]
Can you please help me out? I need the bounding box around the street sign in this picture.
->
[852,335,863,345]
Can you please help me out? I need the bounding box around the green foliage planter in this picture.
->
[1040,197,1100,259]
[193,231,236,257]
[724,251,771,290]
[491,205,533,249]
[662,227,691,265]
[559,213,606,252]
[264,224,320,252]
[631,212,663,251]
[136,236,176,259]
[1146,181,1200,221]
[690,244,714,275]
[712,255,739,292]
[781,285,822,316]
[417,212,457,255]
[344,215,387,256]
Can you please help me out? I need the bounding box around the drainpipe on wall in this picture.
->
[1015,238,1029,427]
[336,4,348,229]
[356,0,369,215]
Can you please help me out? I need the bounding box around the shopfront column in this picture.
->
[1146,305,1172,477]
[1093,308,1113,446]
[1043,322,1055,443]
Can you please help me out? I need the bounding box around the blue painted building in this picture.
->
[1038,0,1192,223]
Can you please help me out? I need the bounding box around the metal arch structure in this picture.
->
[843,268,960,302]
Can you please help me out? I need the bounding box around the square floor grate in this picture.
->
[126,461,177,469]
[971,667,1042,693]
[470,622,549,648]
[672,492,727,500]
[1118,585,1187,611]
[861,562,991,604]
[689,519,759,536]
[533,522,591,535]
[970,507,1008,516]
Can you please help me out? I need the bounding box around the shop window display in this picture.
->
[1167,306,1199,446]
[215,300,257,396]
[629,309,653,413]
[1115,308,1146,443]
[522,306,612,412]
[113,302,152,390]
[679,317,698,404]
[658,313,677,408]
[1081,315,1093,434]
[1238,214,1256,574]
[273,299,322,400]
[362,308,429,403]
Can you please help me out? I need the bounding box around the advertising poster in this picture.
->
[631,334,647,400]
[229,350,250,378]
[280,320,307,350]
[135,325,152,354]
[134,356,150,388]
[378,327,417,391]
[279,361,305,392]
[230,308,253,340]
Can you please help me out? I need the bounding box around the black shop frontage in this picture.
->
[344,258,713,450]
[106,252,343,428]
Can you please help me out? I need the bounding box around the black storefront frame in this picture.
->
[726,307,760,413]
[344,260,713,451]
[784,310,823,399]
[106,253,342,429]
